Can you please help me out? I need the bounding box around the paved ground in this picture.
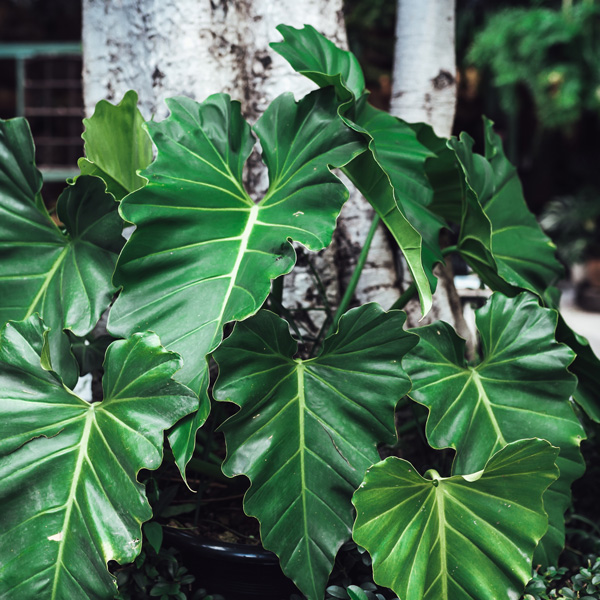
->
[560,291,600,357]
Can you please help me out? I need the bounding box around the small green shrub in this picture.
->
[524,557,600,600]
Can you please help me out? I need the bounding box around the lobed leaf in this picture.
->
[0,117,123,387]
[213,304,417,600]
[271,23,439,315]
[272,24,365,102]
[108,88,366,474]
[450,118,564,297]
[0,317,197,599]
[410,122,464,224]
[404,291,585,564]
[352,439,560,600]
[77,90,153,201]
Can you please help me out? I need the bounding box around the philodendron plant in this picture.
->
[0,24,597,600]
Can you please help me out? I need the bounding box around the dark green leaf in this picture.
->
[404,292,585,564]
[0,317,197,599]
[352,439,560,600]
[77,90,153,201]
[347,586,369,600]
[143,522,163,555]
[271,24,365,101]
[326,585,349,599]
[213,304,417,600]
[410,122,464,224]
[0,119,123,387]
[271,23,438,315]
[343,106,442,308]
[69,332,114,376]
[450,119,564,296]
[108,89,365,473]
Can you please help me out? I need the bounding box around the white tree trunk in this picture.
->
[390,0,472,345]
[82,0,400,338]
[390,0,457,138]
[82,0,344,121]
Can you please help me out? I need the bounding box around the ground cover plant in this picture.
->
[0,24,598,600]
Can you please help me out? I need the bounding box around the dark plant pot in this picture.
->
[163,528,300,600]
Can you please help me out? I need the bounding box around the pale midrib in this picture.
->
[24,245,69,319]
[435,486,448,599]
[213,204,259,337]
[296,361,315,587]
[470,369,507,446]
[51,407,94,599]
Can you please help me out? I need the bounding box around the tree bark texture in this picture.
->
[82,0,401,338]
[390,0,472,346]
[391,0,457,138]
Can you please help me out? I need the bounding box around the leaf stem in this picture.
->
[268,294,305,344]
[306,254,333,319]
[424,468,442,483]
[389,282,417,312]
[396,413,428,435]
[185,457,228,482]
[193,403,224,525]
[328,213,381,336]
[389,245,458,311]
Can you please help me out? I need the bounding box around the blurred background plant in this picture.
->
[540,191,600,266]
[467,2,600,134]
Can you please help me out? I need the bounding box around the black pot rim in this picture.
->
[163,527,280,564]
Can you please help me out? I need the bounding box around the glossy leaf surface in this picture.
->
[404,292,585,564]
[352,439,559,600]
[272,23,439,314]
[0,317,197,600]
[450,119,563,296]
[0,118,123,387]
[348,106,444,285]
[78,90,152,200]
[272,24,365,101]
[213,304,417,600]
[410,122,464,224]
[108,89,365,472]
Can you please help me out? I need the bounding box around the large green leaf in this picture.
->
[346,106,445,293]
[410,122,464,224]
[77,90,153,201]
[404,291,585,564]
[0,118,123,387]
[0,317,197,600]
[213,304,417,600]
[352,439,560,600]
[271,24,439,315]
[271,24,365,102]
[108,89,365,473]
[450,119,564,296]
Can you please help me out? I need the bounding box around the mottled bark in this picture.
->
[82,0,345,120]
[391,0,457,138]
[82,0,401,339]
[391,0,472,346]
